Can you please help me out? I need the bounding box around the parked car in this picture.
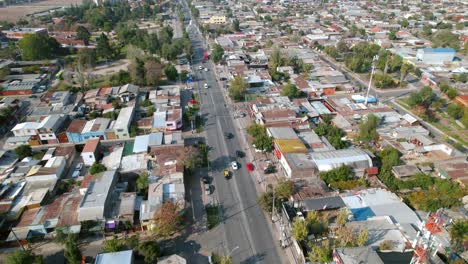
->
[204,67,209,72]
[246,163,254,172]
[236,150,245,158]
[199,65,203,70]
[204,83,209,89]
[202,176,210,184]
[231,161,238,170]
[224,132,233,139]
[72,170,80,178]
[264,164,276,174]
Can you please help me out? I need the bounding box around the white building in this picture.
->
[416,48,455,65]
[80,138,100,166]
[113,106,135,139]
[310,148,372,173]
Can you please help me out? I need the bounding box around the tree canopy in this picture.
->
[246,124,273,152]
[18,34,60,60]
[357,114,380,143]
[211,44,224,64]
[281,83,301,99]
[153,202,181,237]
[15,145,32,160]
[228,76,248,101]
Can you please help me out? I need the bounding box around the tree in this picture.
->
[431,29,460,50]
[446,87,458,99]
[275,179,294,200]
[164,64,178,81]
[281,83,301,99]
[129,58,145,85]
[103,237,125,253]
[138,241,161,263]
[18,34,60,60]
[336,209,348,226]
[144,60,162,86]
[269,48,284,70]
[388,30,397,40]
[320,165,351,184]
[374,74,397,88]
[246,124,273,152]
[76,26,91,45]
[228,76,248,101]
[450,220,468,250]
[96,33,113,62]
[137,172,149,193]
[398,19,409,28]
[153,202,181,237]
[357,114,380,142]
[89,163,106,175]
[357,228,369,246]
[6,250,43,264]
[232,19,240,32]
[307,240,332,263]
[211,44,224,64]
[447,104,464,120]
[292,218,308,242]
[212,253,233,264]
[64,234,81,264]
[15,145,32,159]
[77,48,97,68]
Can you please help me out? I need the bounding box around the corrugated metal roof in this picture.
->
[274,139,308,153]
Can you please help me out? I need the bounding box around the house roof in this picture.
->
[66,119,87,133]
[334,247,384,264]
[303,196,345,211]
[95,250,133,264]
[82,138,100,153]
[274,139,308,154]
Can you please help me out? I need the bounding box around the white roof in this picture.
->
[95,250,133,264]
[114,106,134,130]
[11,122,40,131]
[80,170,116,209]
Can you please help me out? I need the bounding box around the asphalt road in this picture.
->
[182,3,286,264]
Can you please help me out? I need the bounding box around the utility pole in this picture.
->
[11,229,25,251]
[365,55,379,106]
[271,184,276,222]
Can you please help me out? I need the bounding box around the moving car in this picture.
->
[223,169,230,178]
[204,67,209,72]
[204,83,209,89]
[199,65,203,70]
[236,150,245,158]
[246,163,254,172]
[202,176,210,184]
[204,183,211,195]
[224,132,233,139]
[231,161,238,170]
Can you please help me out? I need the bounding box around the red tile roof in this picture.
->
[82,138,100,153]
[67,119,87,133]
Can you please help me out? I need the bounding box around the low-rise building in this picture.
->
[81,138,101,166]
[112,106,135,139]
[78,170,117,222]
[310,148,373,173]
[3,28,48,39]
[416,48,455,65]
[95,250,134,264]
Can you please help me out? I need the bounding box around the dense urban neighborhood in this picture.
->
[0,0,467,264]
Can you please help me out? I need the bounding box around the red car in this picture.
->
[246,163,254,172]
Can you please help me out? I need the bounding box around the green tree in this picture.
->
[374,74,397,88]
[320,165,352,184]
[89,163,106,175]
[388,30,397,40]
[76,26,91,45]
[137,172,149,193]
[96,33,113,62]
[398,19,409,28]
[232,18,240,32]
[450,220,468,250]
[447,104,464,119]
[6,250,43,264]
[18,34,60,60]
[246,123,273,152]
[281,83,301,99]
[274,179,294,200]
[336,208,348,226]
[446,87,458,99]
[431,29,460,50]
[357,228,369,246]
[129,58,145,85]
[103,237,125,253]
[138,241,161,263]
[292,218,308,242]
[307,240,332,263]
[64,234,81,264]
[77,48,97,68]
[164,64,178,81]
[357,114,380,142]
[15,145,32,159]
[228,76,248,101]
[211,44,224,64]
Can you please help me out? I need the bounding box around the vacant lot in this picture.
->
[0,0,82,22]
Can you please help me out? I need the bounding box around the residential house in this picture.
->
[78,170,118,222]
[66,118,110,143]
[81,138,101,166]
[112,106,135,139]
[95,250,134,264]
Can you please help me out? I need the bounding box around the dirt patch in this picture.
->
[0,0,83,22]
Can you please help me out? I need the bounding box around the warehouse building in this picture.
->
[310,148,372,173]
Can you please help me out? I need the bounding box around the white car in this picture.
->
[204,67,209,72]
[199,65,203,70]
[231,161,238,170]
[204,83,209,89]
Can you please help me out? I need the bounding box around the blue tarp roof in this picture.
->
[351,207,376,221]
[422,48,455,53]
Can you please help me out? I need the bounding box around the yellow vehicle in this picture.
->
[223,169,230,178]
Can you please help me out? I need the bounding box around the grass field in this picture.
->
[0,0,82,22]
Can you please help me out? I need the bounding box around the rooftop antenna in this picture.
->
[410,209,446,264]
[364,55,379,106]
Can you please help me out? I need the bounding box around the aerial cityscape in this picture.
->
[0,0,466,263]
